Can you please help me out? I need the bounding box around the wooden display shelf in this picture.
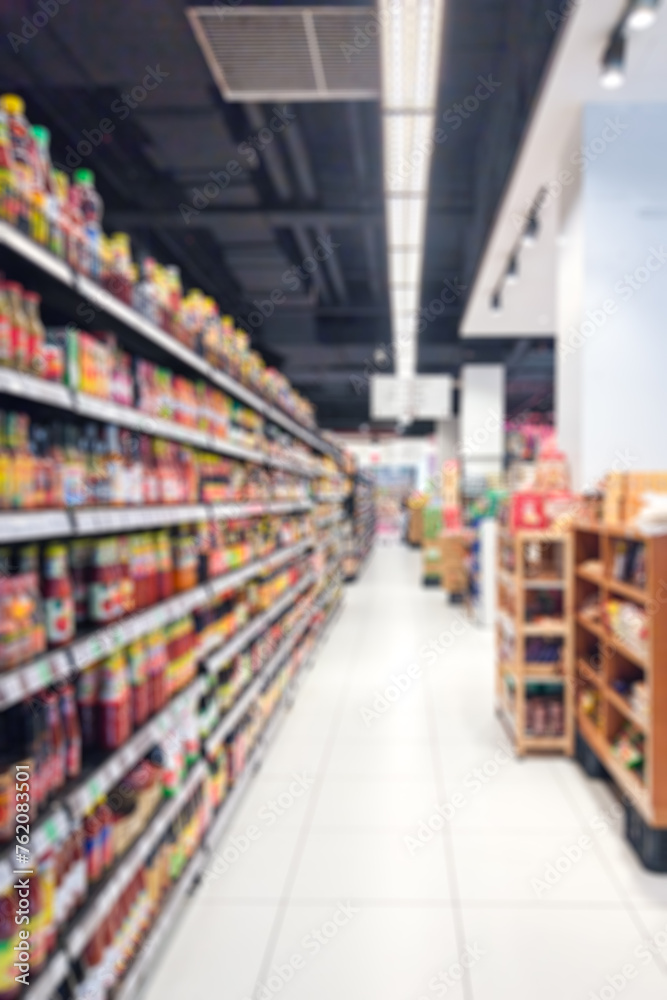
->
[576,612,649,672]
[495,529,574,757]
[573,523,667,831]
[577,710,656,824]
[577,658,603,688]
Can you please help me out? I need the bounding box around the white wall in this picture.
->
[460,365,505,486]
[556,103,667,488]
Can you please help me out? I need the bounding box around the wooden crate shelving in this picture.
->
[573,523,667,831]
[496,529,574,755]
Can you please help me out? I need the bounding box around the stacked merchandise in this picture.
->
[572,478,667,871]
[0,94,315,430]
[342,472,376,582]
[0,98,350,998]
[496,437,575,756]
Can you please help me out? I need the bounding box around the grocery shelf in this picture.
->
[0,508,72,542]
[0,539,313,710]
[0,219,339,460]
[606,685,648,733]
[0,218,73,285]
[575,613,649,671]
[67,760,208,959]
[0,367,330,473]
[314,493,348,504]
[113,595,339,1000]
[495,529,574,756]
[0,499,314,545]
[577,710,655,823]
[205,572,315,674]
[205,599,315,755]
[573,526,667,831]
[577,658,603,688]
[112,849,204,1000]
[66,679,206,820]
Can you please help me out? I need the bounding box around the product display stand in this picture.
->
[573,523,667,870]
[496,529,574,756]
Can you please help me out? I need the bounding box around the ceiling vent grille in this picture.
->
[187,6,380,102]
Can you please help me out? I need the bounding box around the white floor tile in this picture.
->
[289,827,452,901]
[140,544,667,1000]
[462,905,667,999]
[261,903,460,1000]
[142,900,279,1000]
[452,829,623,903]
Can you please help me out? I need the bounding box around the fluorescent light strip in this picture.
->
[383,114,433,194]
[380,0,446,384]
[386,196,427,250]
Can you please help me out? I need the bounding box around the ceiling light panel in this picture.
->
[380,0,446,379]
[386,195,427,249]
[379,0,445,111]
[388,249,422,289]
[383,114,434,194]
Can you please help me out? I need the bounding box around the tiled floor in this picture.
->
[144,545,667,1000]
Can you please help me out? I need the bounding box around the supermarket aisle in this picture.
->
[144,546,667,1000]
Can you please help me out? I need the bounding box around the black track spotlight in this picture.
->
[626,0,660,31]
[490,291,502,314]
[600,30,626,89]
[522,215,539,249]
[506,254,519,285]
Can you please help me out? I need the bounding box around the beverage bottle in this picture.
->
[77,662,99,751]
[71,169,103,279]
[60,682,82,779]
[30,125,54,244]
[0,105,14,225]
[0,282,11,369]
[88,537,122,624]
[98,651,130,750]
[23,290,45,378]
[43,542,76,647]
[0,94,37,233]
[128,639,149,730]
[4,282,28,372]
[44,690,67,795]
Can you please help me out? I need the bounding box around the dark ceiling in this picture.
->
[0,0,560,430]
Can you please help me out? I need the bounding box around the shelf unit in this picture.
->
[0,217,350,996]
[14,581,342,1000]
[342,473,376,582]
[0,220,340,464]
[496,528,574,755]
[573,522,667,832]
